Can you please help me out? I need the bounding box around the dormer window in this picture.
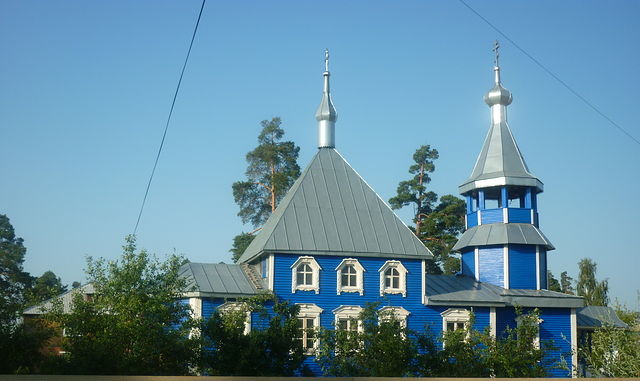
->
[291,256,321,293]
[335,258,365,295]
[379,260,408,297]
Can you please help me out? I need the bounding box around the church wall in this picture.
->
[461,249,475,277]
[478,245,504,286]
[509,244,537,289]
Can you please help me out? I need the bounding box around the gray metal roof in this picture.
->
[426,275,583,308]
[238,148,433,263]
[459,121,543,194]
[23,283,95,316]
[426,275,505,306]
[577,306,628,329]
[179,262,258,297]
[452,223,554,251]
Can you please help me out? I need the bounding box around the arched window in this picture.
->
[297,304,323,353]
[291,256,321,293]
[378,260,408,297]
[335,258,365,295]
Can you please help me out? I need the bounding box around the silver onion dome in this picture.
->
[484,66,513,106]
[315,49,337,148]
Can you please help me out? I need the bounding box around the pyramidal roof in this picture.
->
[458,120,543,194]
[458,63,543,195]
[238,148,434,263]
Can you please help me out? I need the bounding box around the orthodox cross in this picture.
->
[325,49,330,72]
[493,40,500,67]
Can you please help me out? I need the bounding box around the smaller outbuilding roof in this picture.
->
[179,262,259,298]
[452,223,554,251]
[23,283,95,316]
[577,306,628,329]
[427,275,583,308]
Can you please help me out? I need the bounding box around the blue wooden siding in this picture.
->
[461,250,475,277]
[467,211,478,227]
[509,244,536,289]
[202,298,226,320]
[539,249,547,289]
[496,307,573,377]
[478,246,504,287]
[481,208,503,224]
[507,208,531,223]
[540,308,572,377]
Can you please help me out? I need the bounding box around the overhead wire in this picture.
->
[458,0,640,147]
[133,0,207,235]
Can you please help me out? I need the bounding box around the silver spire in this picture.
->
[315,48,337,148]
[459,43,542,195]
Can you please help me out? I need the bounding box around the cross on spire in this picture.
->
[324,48,330,72]
[493,40,500,67]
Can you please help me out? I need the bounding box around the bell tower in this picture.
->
[453,42,553,290]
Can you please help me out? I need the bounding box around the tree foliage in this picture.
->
[577,258,609,306]
[0,214,54,374]
[230,232,255,263]
[389,146,465,274]
[560,271,575,295]
[316,303,417,377]
[201,294,306,376]
[47,235,199,375]
[25,271,67,307]
[548,270,561,292]
[232,117,301,228]
[580,305,640,378]
[0,214,31,322]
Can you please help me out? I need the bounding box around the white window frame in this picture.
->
[379,306,410,328]
[335,258,365,295]
[441,308,471,334]
[333,305,363,333]
[379,260,408,297]
[297,303,323,354]
[516,314,543,349]
[218,301,251,335]
[291,256,322,294]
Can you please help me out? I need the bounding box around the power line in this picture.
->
[458,0,640,147]
[133,0,207,235]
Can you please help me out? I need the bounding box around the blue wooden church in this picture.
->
[177,50,585,377]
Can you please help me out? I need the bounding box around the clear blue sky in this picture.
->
[1,0,638,308]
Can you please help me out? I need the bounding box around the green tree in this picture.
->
[389,145,439,231]
[580,309,639,377]
[230,232,255,263]
[232,117,301,227]
[231,117,300,261]
[576,258,609,306]
[201,294,305,376]
[548,270,561,292]
[560,271,575,295]
[316,303,417,377]
[48,235,199,375]
[25,271,67,306]
[0,214,52,374]
[389,145,465,274]
[0,214,31,322]
[419,195,466,274]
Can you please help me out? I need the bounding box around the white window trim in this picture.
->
[333,305,364,332]
[379,306,410,328]
[218,301,251,334]
[335,258,365,295]
[291,256,322,294]
[441,308,471,333]
[516,314,543,349]
[297,303,323,354]
[379,260,408,297]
